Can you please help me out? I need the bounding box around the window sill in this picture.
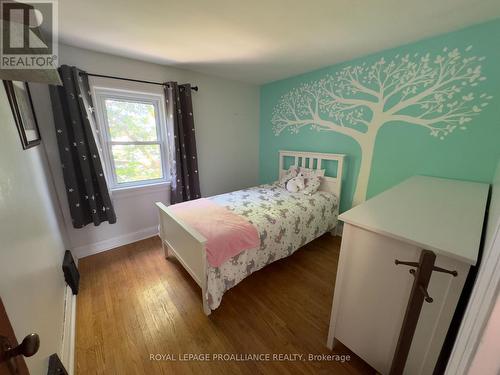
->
[111,181,171,200]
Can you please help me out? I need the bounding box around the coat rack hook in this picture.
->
[432,266,458,277]
[418,285,433,303]
[394,259,419,268]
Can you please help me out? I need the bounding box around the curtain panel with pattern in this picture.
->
[164,82,201,204]
[50,65,116,228]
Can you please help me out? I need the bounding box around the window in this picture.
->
[94,88,169,189]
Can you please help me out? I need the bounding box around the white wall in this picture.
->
[33,44,260,258]
[0,85,68,373]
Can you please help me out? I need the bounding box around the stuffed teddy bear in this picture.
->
[279,166,298,188]
[286,172,305,193]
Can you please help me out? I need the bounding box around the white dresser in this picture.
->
[327,176,489,375]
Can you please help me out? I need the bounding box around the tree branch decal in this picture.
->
[271,46,491,204]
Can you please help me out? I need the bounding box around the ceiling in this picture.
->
[58,0,500,84]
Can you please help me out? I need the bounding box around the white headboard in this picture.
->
[279,150,345,198]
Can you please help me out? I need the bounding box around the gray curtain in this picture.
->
[50,65,116,228]
[164,82,201,204]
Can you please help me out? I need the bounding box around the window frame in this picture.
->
[93,87,170,190]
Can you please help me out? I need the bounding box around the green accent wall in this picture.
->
[259,19,500,212]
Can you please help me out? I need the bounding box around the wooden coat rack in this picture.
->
[389,250,458,375]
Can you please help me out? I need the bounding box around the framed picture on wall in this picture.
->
[3,80,41,149]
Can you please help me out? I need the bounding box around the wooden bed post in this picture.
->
[162,241,170,259]
[201,251,211,316]
[156,202,210,315]
[158,211,169,259]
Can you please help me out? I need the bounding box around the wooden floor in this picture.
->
[76,234,375,375]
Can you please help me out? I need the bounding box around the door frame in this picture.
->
[445,217,500,374]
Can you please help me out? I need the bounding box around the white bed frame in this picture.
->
[156,150,345,315]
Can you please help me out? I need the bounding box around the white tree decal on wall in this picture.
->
[272,46,491,204]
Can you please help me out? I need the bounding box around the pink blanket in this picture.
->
[169,198,260,267]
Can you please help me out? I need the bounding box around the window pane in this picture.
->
[112,144,163,183]
[105,99,157,142]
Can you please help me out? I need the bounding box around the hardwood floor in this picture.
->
[76,234,375,375]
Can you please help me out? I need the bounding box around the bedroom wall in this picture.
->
[32,44,260,258]
[0,85,68,373]
[259,19,500,212]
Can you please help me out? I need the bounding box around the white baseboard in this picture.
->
[73,226,159,259]
[61,285,76,375]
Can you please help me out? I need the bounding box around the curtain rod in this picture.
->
[78,72,199,91]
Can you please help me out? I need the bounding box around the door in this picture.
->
[0,82,68,375]
[0,297,38,375]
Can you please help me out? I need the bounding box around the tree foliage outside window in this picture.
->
[111,144,162,183]
[95,91,169,189]
[105,99,162,183]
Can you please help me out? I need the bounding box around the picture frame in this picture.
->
[3,80,41,149]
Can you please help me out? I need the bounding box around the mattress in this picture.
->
[205,183,339,310]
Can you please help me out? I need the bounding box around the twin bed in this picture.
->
[156,150,345,315]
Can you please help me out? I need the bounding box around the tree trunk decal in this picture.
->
[271,46,491,205]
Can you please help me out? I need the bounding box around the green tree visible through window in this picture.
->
[105,99,163,183]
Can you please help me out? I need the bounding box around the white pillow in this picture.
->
[299,167,325,179]
[302,176,322,195]
[278,165,298,187]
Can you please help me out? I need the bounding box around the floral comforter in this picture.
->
[205,183,339,311]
